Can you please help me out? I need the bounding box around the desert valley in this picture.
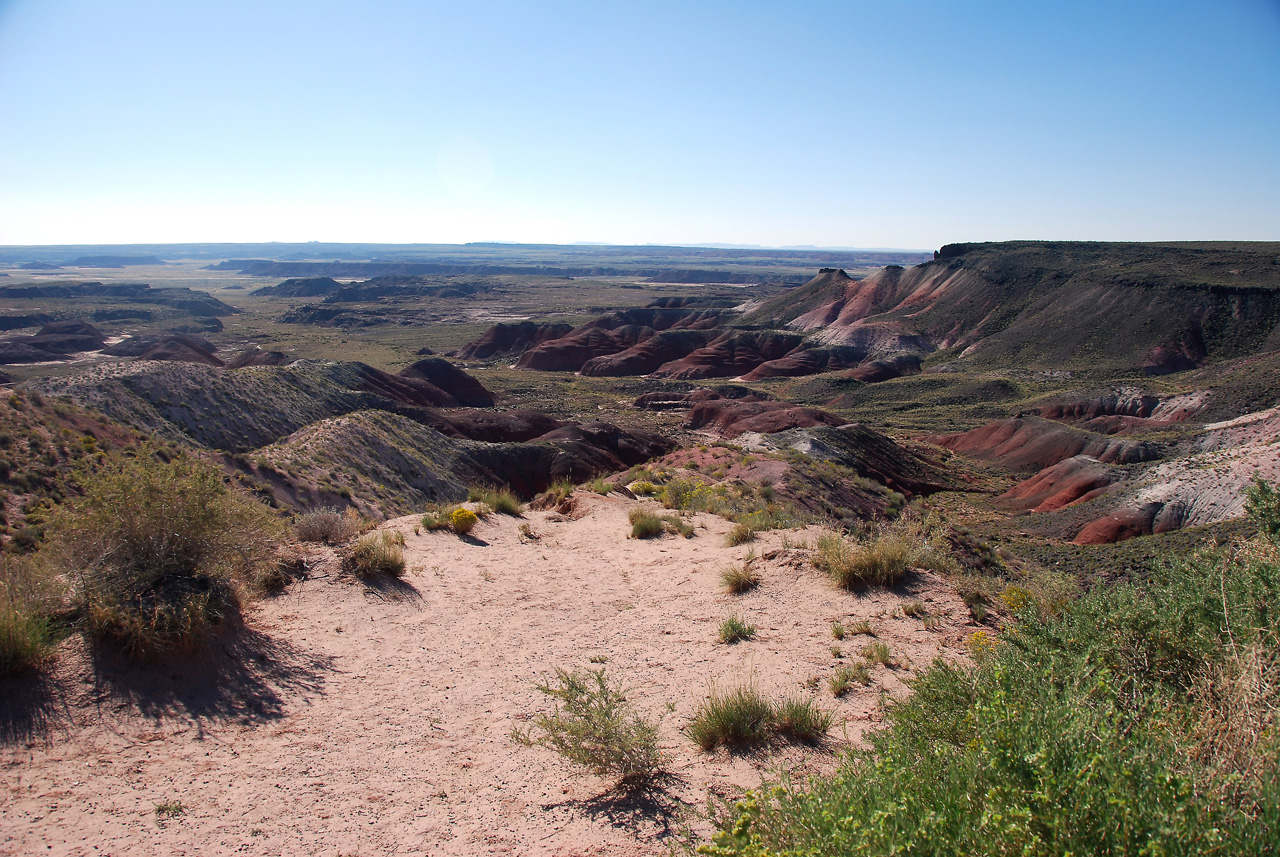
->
[1,239,1278,854]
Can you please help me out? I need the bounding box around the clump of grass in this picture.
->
[537,478,575,507]
[829,662,872,696]
[294,507,365,544]
[812,517,959,591]
[773,696,834,745]
[849,619,876,636]
[662,514,695,538]
[347,530,406,578]
[718,614,757,644]
[468,486,524,517]
[831,621,846,640]
[688,681,831,750]
[629,508,664,539]
[0,555,59,676]
[902,600,928,618]
[725,522,757,546]
[153,800,185,819]
[512,667,663,784]
[449,507,479,535]
[687,681,776,750]
[586,477,614,495]
[720,556,761,594]
[48,445,283,659]
[861,640,906,669]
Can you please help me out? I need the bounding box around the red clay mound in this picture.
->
[457,321,574,360]
[1033,389,1204,435]
[740,345,869,381]
[139,339,224,367]
[923,417,1160,473]
[685,397,847,436]
[650,330,805,380]
[399,357,495,407]
[1073,503,1165,544]
[579,329,715,376]
[514,307,724,372]
[997,455,1124,512]
[515,325,653,372]
[844,354,923,383]
[354,361,494,409]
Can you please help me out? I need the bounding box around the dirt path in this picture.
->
[3,494,974,856]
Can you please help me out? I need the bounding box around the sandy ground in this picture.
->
[2,494,975,856]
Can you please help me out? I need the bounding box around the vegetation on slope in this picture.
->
[702,498,1280,856]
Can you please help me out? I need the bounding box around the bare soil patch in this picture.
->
[3,495,974,855]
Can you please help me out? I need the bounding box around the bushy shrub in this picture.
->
[0,555,59,675]
[347,530,406,578]
[512,667,663,784]
[629,480,658,496]
[449,507,479,535]
[294,507,364,544]
[49,447,283,658]
[724,522,756,546]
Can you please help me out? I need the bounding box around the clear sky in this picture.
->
[0,0,1277,248]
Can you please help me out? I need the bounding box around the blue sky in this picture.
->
[0,0,1277,248]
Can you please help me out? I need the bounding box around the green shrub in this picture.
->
[0,555,59,675]
[347,530,406,578]
[718,614,757,644]
[629,508,664,539]
[512,667,663,784]
[630,480,658,496]
[449,507,479,535]
[49,447,283,658]
[1246,475,1280,540]
[586,477,613,495]
[468,486,524,517]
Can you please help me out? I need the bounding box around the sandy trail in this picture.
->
[3,494,973,856]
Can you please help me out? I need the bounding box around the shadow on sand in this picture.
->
[545,772,693,841]
[0,615,333,745]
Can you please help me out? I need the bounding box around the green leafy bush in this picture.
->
[512,667,663,784]
[702,533,1280,856]
[49,447,283,658]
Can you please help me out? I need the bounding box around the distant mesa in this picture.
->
[65,255,166,268]
[18,261,61,270]
[0,282,238,317]
[252,277,343,298]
